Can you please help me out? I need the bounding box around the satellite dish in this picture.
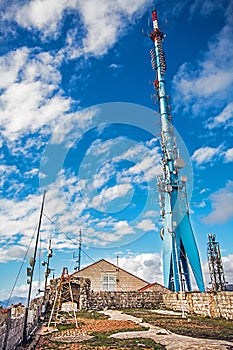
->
[174,158,185,169]
[180,176,188,182]
[165,184,173,192]
[160,227,164,240]
[29,257,34,267]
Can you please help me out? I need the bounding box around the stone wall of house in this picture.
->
[73,260,149,292]
[46,276,91,310]
[88,290,165,310]
[163,291,233,319]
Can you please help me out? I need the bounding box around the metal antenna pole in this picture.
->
[43,239,53,303]
[77,229,82,271]
[74,229,82,271]
[23,190,46,345]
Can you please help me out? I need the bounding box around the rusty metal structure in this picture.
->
[207,233,226,291]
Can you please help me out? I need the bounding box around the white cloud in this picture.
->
[173,2,233,115]
[0,48,71,141]
[222,255,233,284]
[190,0,227,16]
[109,63,121,70]
[91,183,133,209]
[202,253,233,288]
[12,0,152,57]
[50,108,97,145]
[224,148,233,163]
[206,102,233,129]
[92,162,115,189]
[200,188,209,194]
[0,165,20,190]
[204,181,233,224]
[76,0,152,57]
[114,220,134,235]
[24,168,39,178]
[144,210,159,218]
[120,144,161,183]
[136,219,157,232]
[0,245,27,264]
[0,48,28,89]
[112,253,163,284]
[15,0,75,38]
[8,280,40,300]
[191,145,223,165]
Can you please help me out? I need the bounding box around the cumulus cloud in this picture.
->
[119,143,161,183]
[191,145,223,165]
[206,102,233,129]
[204,181,233,224]
[0,48,71,141]
[91,183,133,210]
[112,252,163,284]
[222,254,233,284]
[11,0,153,57]
[15,0,75,39]
[190,0,228,16]
[114,220,135,235]
[0,48,29,89]
[172,1,233,116]
[136,219,157,232]
[224,148,233,163]
[202,253,233,288]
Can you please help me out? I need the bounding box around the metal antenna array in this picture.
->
[74,229,82,271]
[207,233,227,291]
[149,10,205,292]
[42,239,54,302]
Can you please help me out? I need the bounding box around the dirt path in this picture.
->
[100,310,233,350]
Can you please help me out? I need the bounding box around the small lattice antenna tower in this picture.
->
[207,233,227,291]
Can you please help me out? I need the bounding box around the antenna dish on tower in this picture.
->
[174,158,185,169]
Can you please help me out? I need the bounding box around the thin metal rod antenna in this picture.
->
[43,238,52,303]
[78,229,82,271]
[74,229,82,271]
[23,190,46,345]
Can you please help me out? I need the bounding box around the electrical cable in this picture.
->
[6,224,38,308]
[42,211,135,290]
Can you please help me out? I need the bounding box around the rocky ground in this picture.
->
[22,309,233,350]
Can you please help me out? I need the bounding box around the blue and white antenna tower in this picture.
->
[149,10,205,292]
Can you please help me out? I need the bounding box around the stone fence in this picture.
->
[163,291,233,319]
[0,297,44,350]
[89,290,165,310]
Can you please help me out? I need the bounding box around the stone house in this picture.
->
[72,259,166,293]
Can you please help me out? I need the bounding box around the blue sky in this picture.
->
[0,0,233,300]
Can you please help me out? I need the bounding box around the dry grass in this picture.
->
[122,308,233,341]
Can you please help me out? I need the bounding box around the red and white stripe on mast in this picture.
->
[152,10,158,29]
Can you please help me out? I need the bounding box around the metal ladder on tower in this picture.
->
[47,267,78,329]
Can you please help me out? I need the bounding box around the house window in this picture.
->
[102,273,116,291]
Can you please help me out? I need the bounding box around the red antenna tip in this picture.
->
[152,10,157,21]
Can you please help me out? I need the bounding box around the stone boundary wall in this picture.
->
[0,298,44,350]
[163,291,233,319]
[89,291,165,310]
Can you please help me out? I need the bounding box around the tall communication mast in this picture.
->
[207,233,226,291]
[149,10,205,292]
